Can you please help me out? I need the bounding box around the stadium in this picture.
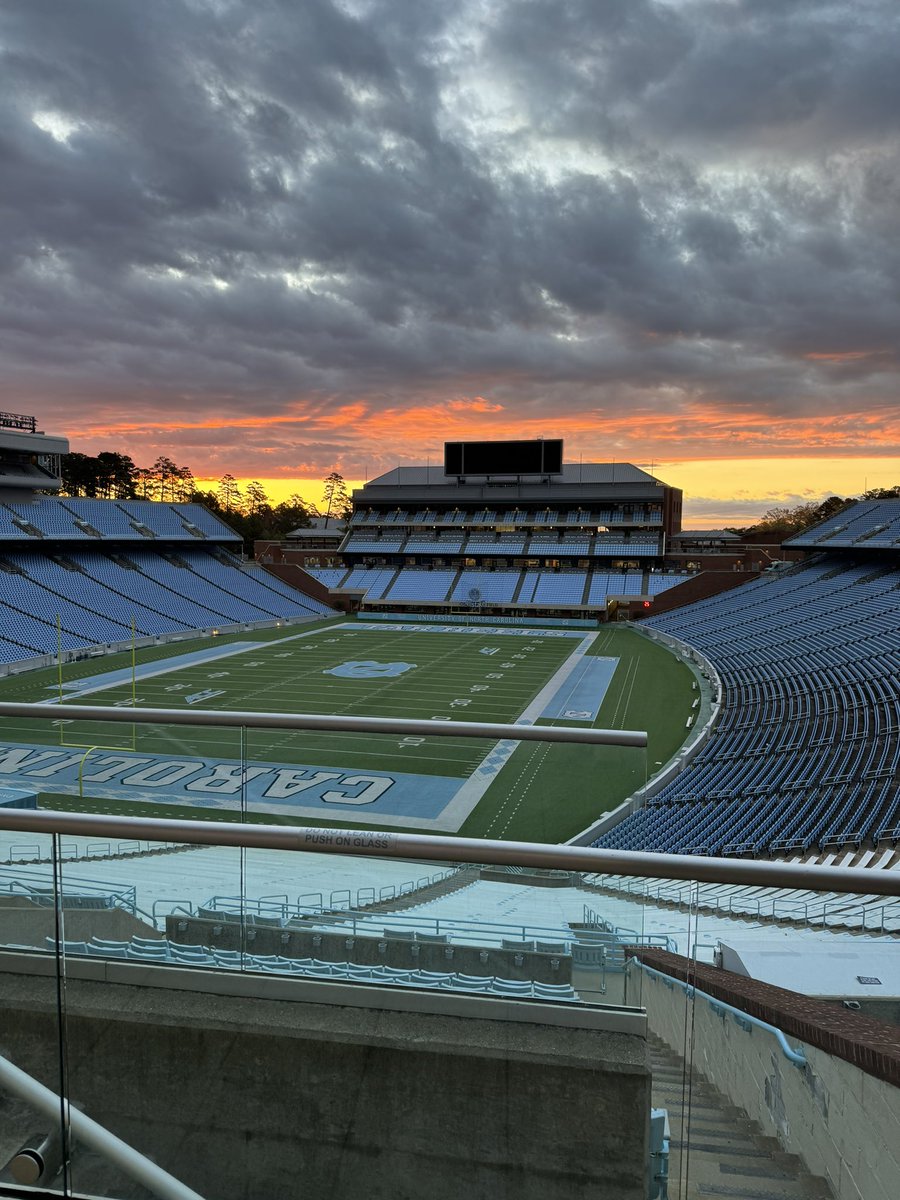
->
[0,416,898,1199]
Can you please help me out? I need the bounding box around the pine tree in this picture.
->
[321,471,350,526]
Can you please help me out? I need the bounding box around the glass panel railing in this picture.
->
[41,825,640,1009]
[612,869,900,1200]
[30,823,652,1198]
[0,830,67,1196]
[1,702,899,1199]
[3,813,900,1198]
[0,832,206,1199]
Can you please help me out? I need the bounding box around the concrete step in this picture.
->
[358,866,480,913]
[649,1036,833,1200]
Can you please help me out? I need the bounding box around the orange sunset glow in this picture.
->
[65,396,900,527]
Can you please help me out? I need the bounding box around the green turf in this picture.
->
[459,627,696,842]
[1,619,699,843]
[0,622,574,777]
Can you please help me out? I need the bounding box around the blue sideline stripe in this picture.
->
[541,657,618,721]
[49,641,268,699]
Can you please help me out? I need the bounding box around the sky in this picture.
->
[2,0,900,523]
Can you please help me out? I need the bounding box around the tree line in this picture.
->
[59,451,351,547]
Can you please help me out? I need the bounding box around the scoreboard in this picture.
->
[444,439,563,477]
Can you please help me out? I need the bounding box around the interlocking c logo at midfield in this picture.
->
[324,660,417,679]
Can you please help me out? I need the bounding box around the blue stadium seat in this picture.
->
[595,558,900,856]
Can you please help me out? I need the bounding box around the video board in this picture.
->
[444,439,563,476]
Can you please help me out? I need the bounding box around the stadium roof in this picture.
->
[719,938,900,999]
[670,529,741,541]
[366,463,661,487]
[286,516,345,539]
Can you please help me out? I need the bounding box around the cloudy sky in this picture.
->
[2,0,900,520]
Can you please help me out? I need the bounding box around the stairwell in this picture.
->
[510,570,529,604]
[650,1034,832,1200]
[446,565,464,602]
[358,865,480,913]
[380,564,404,600]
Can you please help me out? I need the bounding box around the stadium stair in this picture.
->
[649,1035,832,1199]
[382,565,404,598]
[510,573,528,604]
[356,866,481,913]
[579,574,592,606]
[57,499,103,538]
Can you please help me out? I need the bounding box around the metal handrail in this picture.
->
[631,959,807,1067]
[0,700,647,747]
[0,1051,204,1200]
[3,808,900,897]
[0,702,897,894]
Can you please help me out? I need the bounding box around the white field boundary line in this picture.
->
[36,625,342,706]
[431,631,603,831]
[230,625,604,830]
[21,624,606,832]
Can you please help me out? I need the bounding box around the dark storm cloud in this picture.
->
[1,0,900,466]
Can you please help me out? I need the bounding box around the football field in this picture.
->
[0,618,697,841]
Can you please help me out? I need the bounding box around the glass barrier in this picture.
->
[0,704,898,1199]
[1,824,654,1198]
[0,708,646,847]
[4,827,899,1199]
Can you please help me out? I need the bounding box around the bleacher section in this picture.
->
[587,573,644,603]
[304,565,691,607]
[385,569,458,602]
[594,558,900,857]
[451,570,521,604]
[47,934,579,1000]
[349,507,666,529]
[343,536,405,554]
[200,557,332,616]
[338,531,665,559]
[465,537,526,555]
[341,566,397,599]
[404,538,464,554]
[531,572,587,605]
[787,498,900,550]
[307,567,349,589]
[0,547,332,663]
[593,538,661,557]
[0,497,236,541]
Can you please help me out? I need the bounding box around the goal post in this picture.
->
[55,614,138,751]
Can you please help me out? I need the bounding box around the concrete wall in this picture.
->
[0,957,651,1200]
[0,904,156,949]
[167,915,574,984]
[258,560,340,607]
[629,961,900,1200]
[634,569,752,617]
